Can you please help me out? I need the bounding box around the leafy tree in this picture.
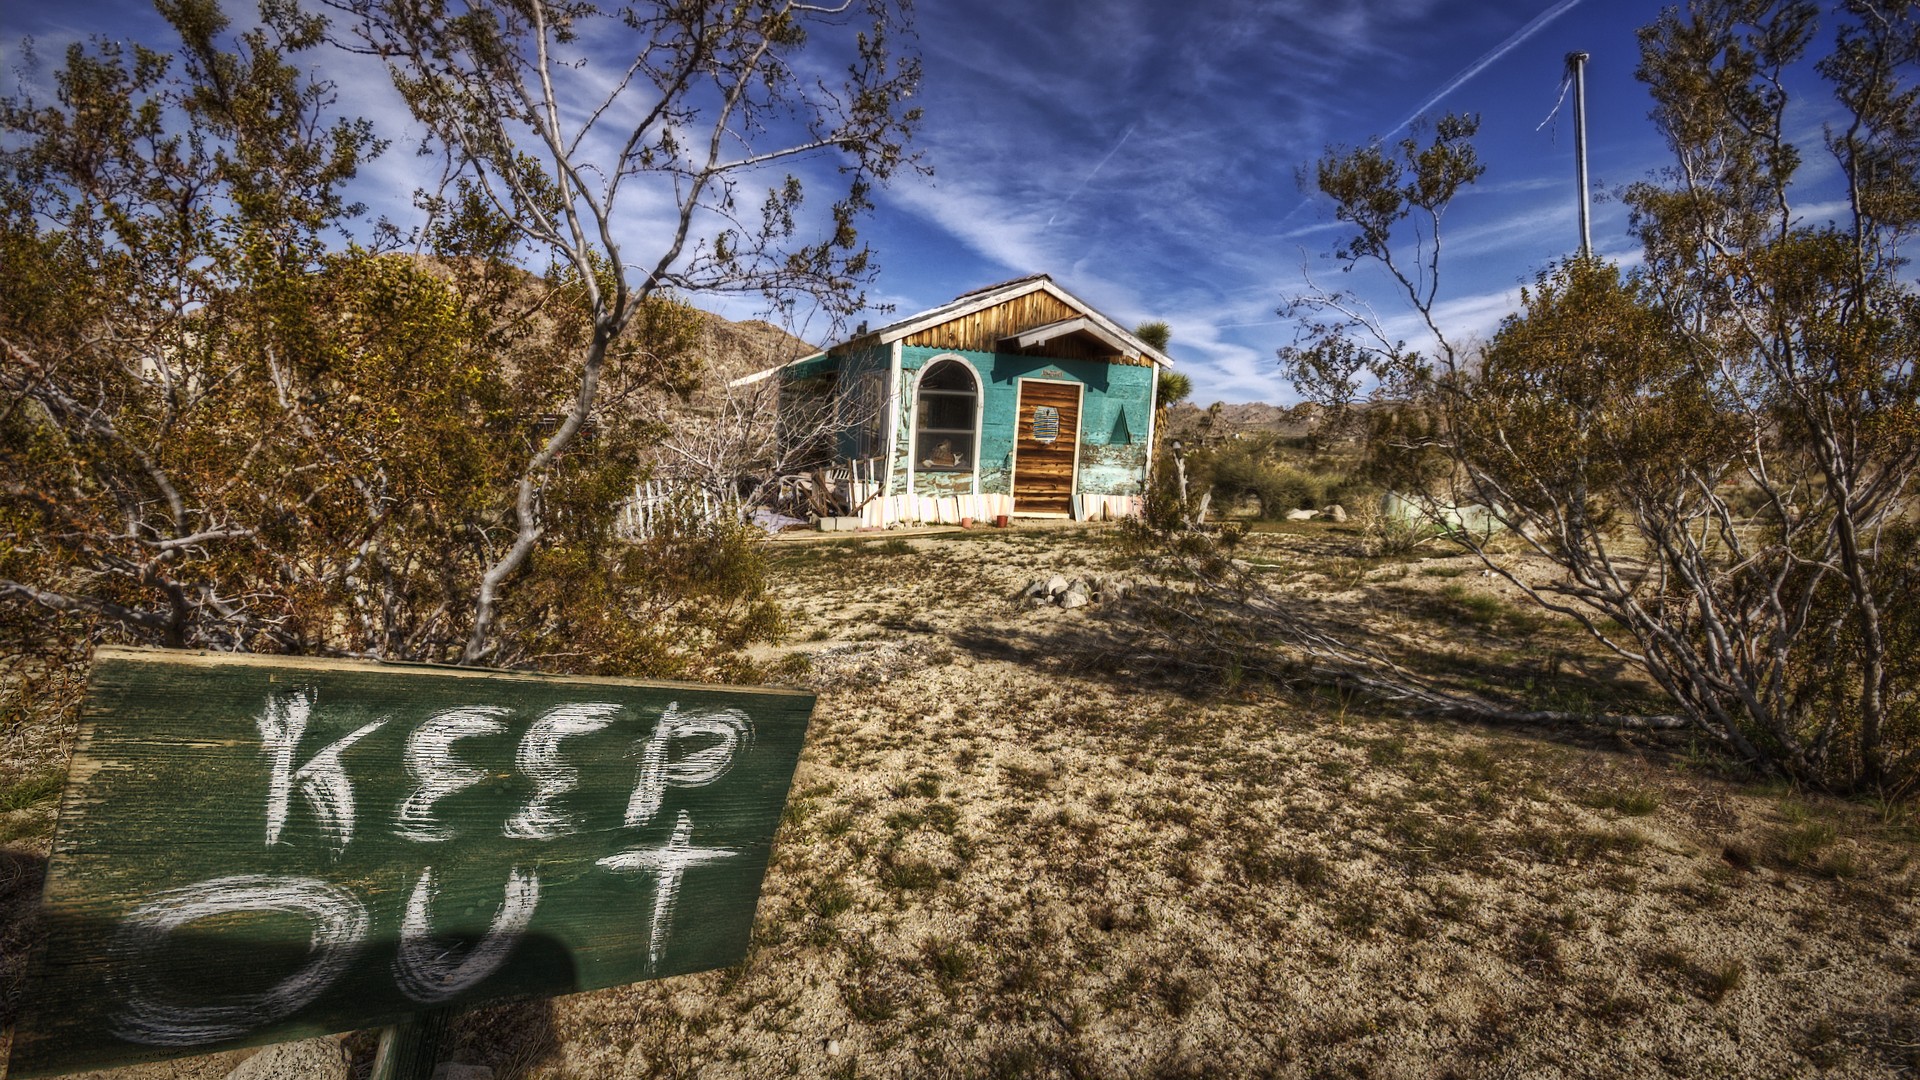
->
[1132,319,1192,512]
[1133,320,1191,411]
[1155,370,1192,410]
[324,0,923,663]
[1133,321,1171,352]
[2,0,387,652]
[0,1,783,677]
[1185,436,1338,519]
[1279,113,1484,401]
[1283,1,1920,794]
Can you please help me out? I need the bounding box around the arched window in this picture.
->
[914,359,977,474]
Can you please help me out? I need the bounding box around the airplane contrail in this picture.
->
[1274,0,1590,235]
[1385,0,1590,140]
[1049,124,1137,226]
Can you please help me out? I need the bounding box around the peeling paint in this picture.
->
[789,336,1155,516]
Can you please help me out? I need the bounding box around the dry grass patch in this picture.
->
[5,524,1918,1078]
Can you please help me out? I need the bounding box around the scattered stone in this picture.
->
[226,1039,350,1080]
[1285,508,1318,521]
[1017,572,1129,610]
[1326,503,1348,523]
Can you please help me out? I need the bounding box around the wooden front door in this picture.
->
[1012,380,1081,515]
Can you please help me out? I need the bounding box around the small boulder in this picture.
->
[1285,508,1318,522]
[227,1040,349,1080]
[1045,574,1070,597]
[1059,589,1090,610]
[1325,504,1348,523]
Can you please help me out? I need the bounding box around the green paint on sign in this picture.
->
[7,648,815,1078]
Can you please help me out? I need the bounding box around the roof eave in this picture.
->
[729,349,829,388]
[836,275,1177,367]
[1000,316,1137,356]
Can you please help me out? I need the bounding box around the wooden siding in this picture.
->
[1012,381,1081,514]
[902,293,1119,359]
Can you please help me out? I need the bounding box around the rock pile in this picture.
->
[1283,503,1348,523]
[1016,573,1134,610]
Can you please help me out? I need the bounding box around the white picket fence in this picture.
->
[614,479,738,541]
[617,463,1145,538]
[831,457,886,515]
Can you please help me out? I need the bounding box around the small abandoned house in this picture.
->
[751,275,1172,527]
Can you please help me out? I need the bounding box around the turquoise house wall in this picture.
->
[832,346,890,464]
[778,347,890,465]
[894,346,1154,502]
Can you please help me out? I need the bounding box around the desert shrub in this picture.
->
[508,495,783,681]
[1353,500,1443,557]
[1278,6,1920,795]
[1184,437,1349,519]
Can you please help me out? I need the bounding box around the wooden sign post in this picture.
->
[6,647,815,1078]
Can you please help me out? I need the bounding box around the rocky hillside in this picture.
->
[693,312,815,388]
[1162,400,1323,442]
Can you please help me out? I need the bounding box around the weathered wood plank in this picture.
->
[1013,382,1082,514]
[7,648,814,1079]
[902,292,1083,353]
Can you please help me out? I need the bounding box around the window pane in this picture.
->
[921,361,974,392]
[918,393,973,431]
[914,360,977,474]
[916,432,975,470]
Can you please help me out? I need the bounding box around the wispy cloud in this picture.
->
[893,179,1057,277]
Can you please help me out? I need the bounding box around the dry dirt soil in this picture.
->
[9,520,1919,1079]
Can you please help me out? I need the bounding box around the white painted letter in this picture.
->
[395,706,509,842]
[112,875,367,1046]
[624,704,754,828]
[503,703,622,840]
[256,690,387,855]
[597,810,736,971]
[392,865,539,1004]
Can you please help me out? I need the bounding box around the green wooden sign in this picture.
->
[6,647,815,1078]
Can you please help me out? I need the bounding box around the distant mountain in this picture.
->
[628,310,817,483]
[695,314,814,387]
[1163,400,1322,441]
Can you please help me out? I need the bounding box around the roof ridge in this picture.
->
[947,273,1050,302]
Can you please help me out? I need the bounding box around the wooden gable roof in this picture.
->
[837,276,1174,366]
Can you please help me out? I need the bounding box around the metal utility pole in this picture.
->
[1568,51,1592,259]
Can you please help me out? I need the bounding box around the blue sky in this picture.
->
[870,0,1678,404]
[3,0,1839,403]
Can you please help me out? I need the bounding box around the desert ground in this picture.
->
[6,518,1918,1079]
